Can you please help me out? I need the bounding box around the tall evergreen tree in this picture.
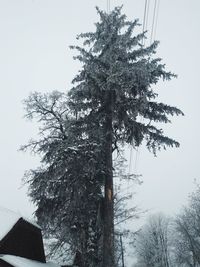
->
[22,7,183,267]
[68,6,183,266]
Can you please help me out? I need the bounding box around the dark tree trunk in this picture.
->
[103,91,115,267]
[73,250,84,267]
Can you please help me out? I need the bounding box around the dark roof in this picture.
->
[0,207,45,262]
[0,255,59,267]
[0,208,59,266]
[0,207,39,241]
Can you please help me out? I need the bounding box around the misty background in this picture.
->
[0,0,199,245]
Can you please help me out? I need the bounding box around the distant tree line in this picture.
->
[133,183,200,267]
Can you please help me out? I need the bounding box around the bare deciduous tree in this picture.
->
[173,184,200,267]
[134,213,171,267]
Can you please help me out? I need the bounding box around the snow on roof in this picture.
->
[22,216,41,229]
[0,207,21,241]
[0,207,40,241]
[0,255,60,267]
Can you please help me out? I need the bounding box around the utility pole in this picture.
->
[120,234,125,267]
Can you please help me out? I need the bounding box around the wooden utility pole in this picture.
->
[120,234,125,267]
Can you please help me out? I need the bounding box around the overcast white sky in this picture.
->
[0,0,199,263]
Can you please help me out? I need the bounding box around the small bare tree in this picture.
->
[173,184,200,267]
[134,213,171,267]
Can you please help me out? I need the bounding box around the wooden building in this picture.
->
[0,207,59,267]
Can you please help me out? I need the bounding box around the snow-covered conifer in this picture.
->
[22,7,183,267]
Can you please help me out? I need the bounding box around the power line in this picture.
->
[142,0,152,47]
[127,146,133,196]
[142,0,148,34]
[144,0,151,42]
[107,0,111,13]
[128,0,150,189]
[128,146,133,175]
[153,0,160,41]
[150,0,158,44]
[142,0,148,46]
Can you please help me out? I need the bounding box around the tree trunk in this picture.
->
[103,91,115,267]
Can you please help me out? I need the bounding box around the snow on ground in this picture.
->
[0,255,59,267]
